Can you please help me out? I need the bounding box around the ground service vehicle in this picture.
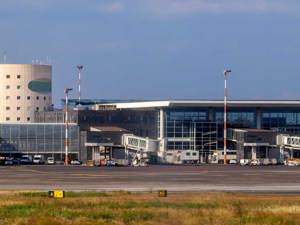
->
[33,155,44,164]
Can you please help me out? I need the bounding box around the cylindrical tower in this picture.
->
[0,64,52,123]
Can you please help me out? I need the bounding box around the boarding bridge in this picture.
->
[122,134,159,166]
[277,134,300,161]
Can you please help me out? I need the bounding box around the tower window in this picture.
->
[44,96,46,100]
[6,117,10,121]
[27,96,30,100]
[36,96,39,100]
[17,85,21,89]
[17,117,20,121]
[6,96,10,100]
[17,96,21,100]
[6,85,10,89]
[36,107,39,111]
[6,75,10,78]
[27,117,30,121]
[17,107,20,110]
[17,75,21,79]
[6,106,10,110]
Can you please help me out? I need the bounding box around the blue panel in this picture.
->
[28,79,51,93]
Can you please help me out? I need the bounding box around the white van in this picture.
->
[33,155,44,164]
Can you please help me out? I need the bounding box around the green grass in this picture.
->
[1,192,300,225]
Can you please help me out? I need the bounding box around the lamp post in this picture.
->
[65,88,73,165]
[77,65,83,105]
[223,69,231,165]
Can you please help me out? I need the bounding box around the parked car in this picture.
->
[4,158,14,166]
[70,160,81,165]
[46,157,55,165]
[33,155,44,164]
[19,155,32,165]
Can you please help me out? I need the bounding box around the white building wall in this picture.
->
[0,64,52,123]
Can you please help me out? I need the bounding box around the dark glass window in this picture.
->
[6,74,10,78]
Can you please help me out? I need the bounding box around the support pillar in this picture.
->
[280,145,284,162]
[158,109,166,162]
[251,146,257,160]
[256,108,261,129]
[265,147,269,158]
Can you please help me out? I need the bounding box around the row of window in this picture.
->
[5,96,49,100]
[6,117,30,121]
[6,74,21,79]
[6,106,43,111]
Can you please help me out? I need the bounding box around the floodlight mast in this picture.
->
[77,65,83,105]
[223,69,231,165]
[65,88,73,166]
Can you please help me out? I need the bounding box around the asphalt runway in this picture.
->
[1,165,300,192]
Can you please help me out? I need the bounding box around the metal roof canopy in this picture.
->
[96,100,300,109]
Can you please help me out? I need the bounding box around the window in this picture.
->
[17,117,20,121]
[36,96,39,100]
[43,96,46,100]
[6,106,10,110]
[6,96,10,100]
[6,74,10,78]
[36,107,39,111]
[17,75,21,79]
[27,96,30,100]
[6,117,10,121]
[27,117,30,121]
[17,96,21,100]
[17,85,21,89]
[17,107,20,110]
[6,85,10,89]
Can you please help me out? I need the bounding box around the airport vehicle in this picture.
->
[33,155,44,164]
[239,159,250,166]
[286,158,300,166]
[4,158,14,166]
[19,155,32,164]
[229,159,237,164]
[70,159,81,165]
[250,159,262,166]
[46,157,55,165]
[181,150,199,164]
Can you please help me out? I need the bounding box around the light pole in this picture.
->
[65,88,73,165]
[223,69,231,165]
[77,65,83,105]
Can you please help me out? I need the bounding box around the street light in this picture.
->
[65,88,73,165]
[223,69,231,165]
[77,65,83,105]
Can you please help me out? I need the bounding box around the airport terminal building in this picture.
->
[36,100,300,163]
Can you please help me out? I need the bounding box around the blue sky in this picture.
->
[1,0,300,106]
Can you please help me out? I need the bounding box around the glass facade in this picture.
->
[215,110,256,128]
[262,111,300,129]
[0,124,79,156]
